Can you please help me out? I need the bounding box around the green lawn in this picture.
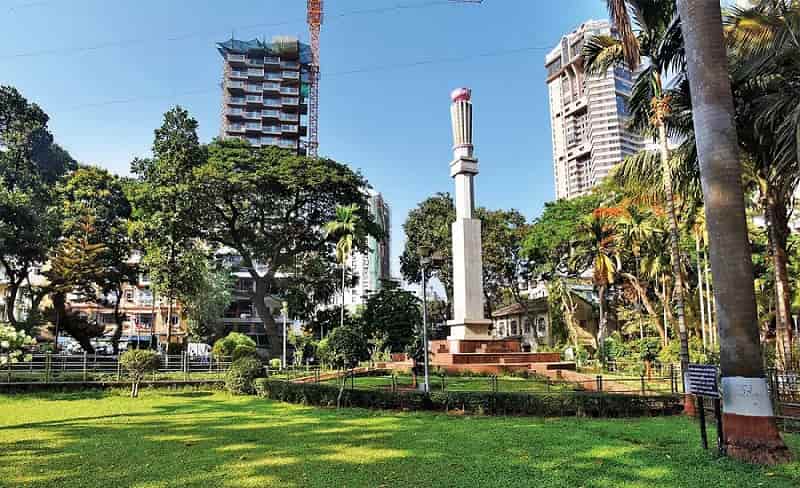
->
[1,390,799,487]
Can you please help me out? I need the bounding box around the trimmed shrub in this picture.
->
[253,379,683,418]
[225,357,264,395]
[119,349,159,398]
[269,358,282,369]
[232,344,257,361]
[213,332,257,359]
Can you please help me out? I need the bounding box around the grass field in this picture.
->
[1,390,799,488]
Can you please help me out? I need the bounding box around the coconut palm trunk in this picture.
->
[695,233,707,349]
[764,188,794,370]
[656,120,690,376]
[676,0,790,464]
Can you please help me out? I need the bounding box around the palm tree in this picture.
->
[676,0,791,464]
[324,204,361,331]
[584,0,691,377]
[727,2,800,369]
[571,213,618,360]
[618,205,668,345]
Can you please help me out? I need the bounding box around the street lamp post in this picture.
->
[418,246,443,394]
[420,261,431,393]
[281,301,288,371]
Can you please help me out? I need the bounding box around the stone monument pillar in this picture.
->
[447,88,492,348]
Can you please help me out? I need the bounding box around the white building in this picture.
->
[545,19,645,200]
[343,190,391,310]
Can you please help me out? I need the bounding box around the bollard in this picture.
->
[596,375,603,392]
[117,360,121,382]
[640,374,646,395]
[83,352,88,381]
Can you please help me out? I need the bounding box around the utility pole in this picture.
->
[282,301,288,370]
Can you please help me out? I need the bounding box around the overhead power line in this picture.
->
[61,45,550,112]
[1,0,461,60]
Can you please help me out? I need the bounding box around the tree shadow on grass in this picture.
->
[0,391,798,488]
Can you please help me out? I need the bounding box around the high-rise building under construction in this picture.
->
[545,20,644,200]
[217,36,312,154]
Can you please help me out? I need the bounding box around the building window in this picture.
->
[537,317,547,338]
[124,289,134,303]
[510,320,518,336]
[524,319,531,334]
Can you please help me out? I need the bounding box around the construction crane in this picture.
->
[305,0,482,158]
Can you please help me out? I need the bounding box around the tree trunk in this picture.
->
[658,121,690,380]
[623,273,667,346]
[696,235,708,350]
[165,294,173,351]
[764,189,793,370]
[598,284,607,363]
[677,0,790,464]
[341,263,346,329]
[111,295,124,356]
[251,274,279,356]
[5,277,22,328]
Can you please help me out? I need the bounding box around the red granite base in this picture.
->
[426,338,564,374]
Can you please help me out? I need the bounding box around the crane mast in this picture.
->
[305,0,481,157]
[307,0,323,158]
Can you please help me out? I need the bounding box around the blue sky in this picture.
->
[2,0,607,276]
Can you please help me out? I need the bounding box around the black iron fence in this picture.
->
[318,369,681,396]
[1,353,232,383]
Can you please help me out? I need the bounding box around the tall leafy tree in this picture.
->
[193,139,377,357]
[361,280,422,354]
[59,166,138,353]
[677,0,790,463]
[131,106,205,348]
[400,193,455,303]
[0,86,74,329]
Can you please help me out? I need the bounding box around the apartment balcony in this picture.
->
[229,70,247,79]
[228,97,245,105]
[243,111,261,120]
[244,122,262,131]
[246,57,264,66]
[227,124,245,133]
[227,53,246,63]
[245,95,263,103]
[281,124,299,133]
[263,98,281,107]
[261,136,279,146]
[225,108,244,117]
[282,71,300,80]
[262,109,280,118]
[280,87,299,95]
[262,82,280,92]
[247,137,262,146]
[262,125,281,135]
[279,113,299,122]
[281,60,300,69]
[227,80,245,90]
[278,139,297,149]
[264,56,280,65]
[281,97,299,106]
[244,84,262,94]
[266,73,282,81]
[247,69,265,78]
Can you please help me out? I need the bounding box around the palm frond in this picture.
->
[582,35,624,76]
[606,0,640,70]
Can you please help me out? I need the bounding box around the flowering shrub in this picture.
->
[0,323,36,366]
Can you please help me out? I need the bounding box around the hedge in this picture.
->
[253,379,683,418]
